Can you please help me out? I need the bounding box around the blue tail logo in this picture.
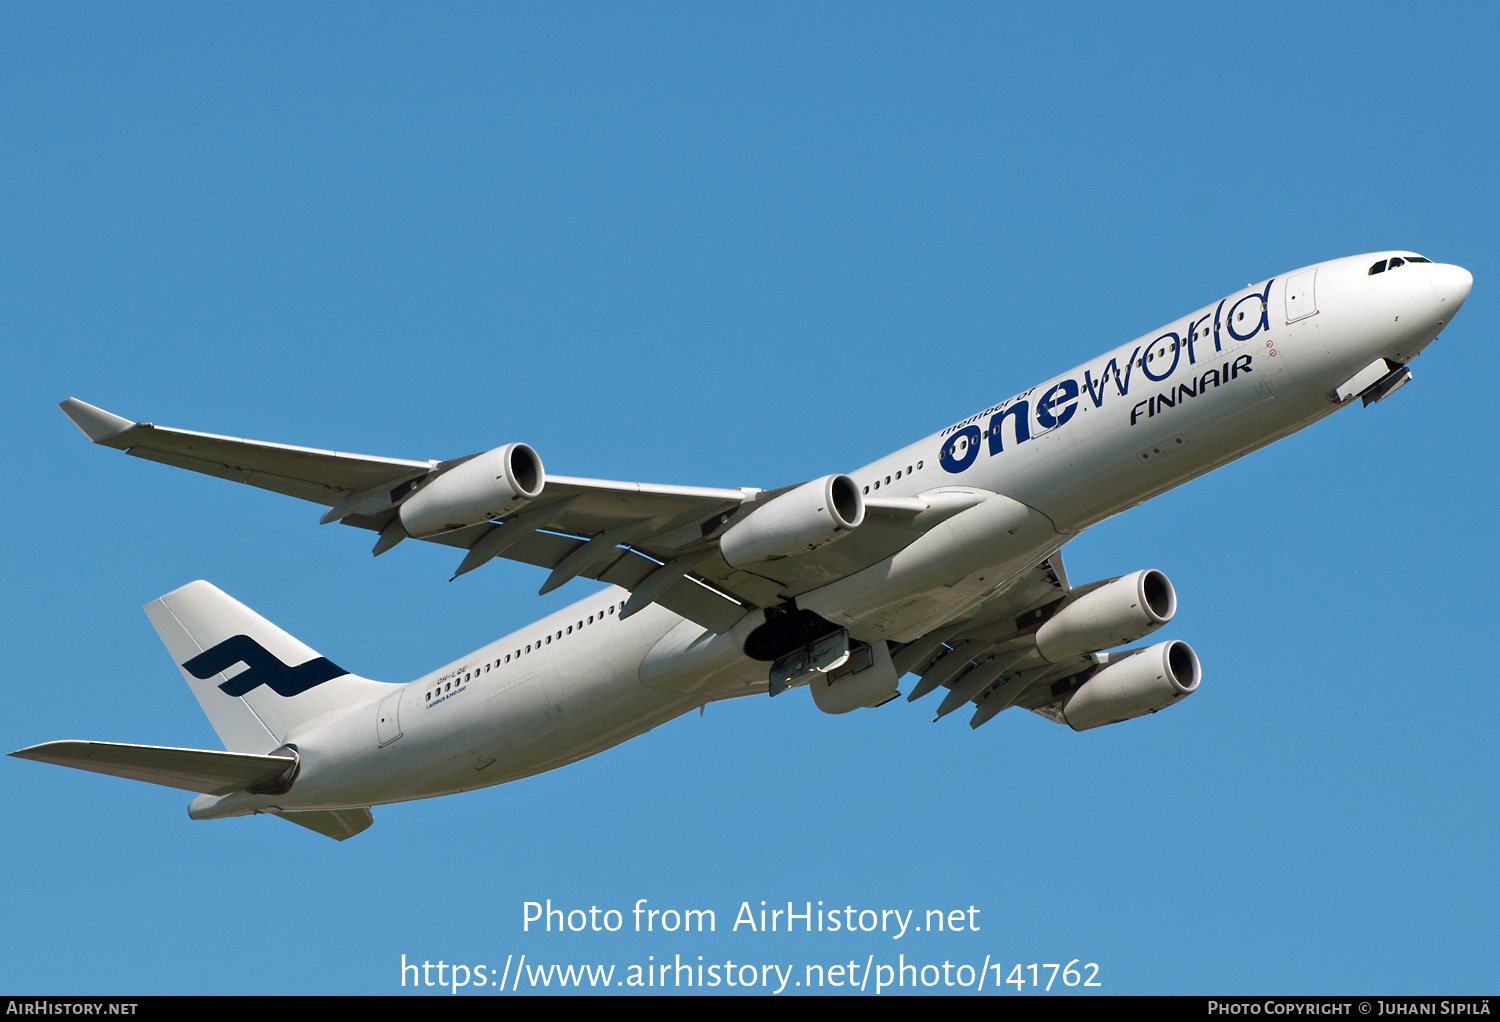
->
[182,635,349,697]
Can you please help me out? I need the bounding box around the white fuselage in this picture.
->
[241,251,1467,814]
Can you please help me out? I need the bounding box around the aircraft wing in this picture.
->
[61,400,758,631]
[61,398,745,525]
[60,398,437,504]
[889,553,1110,727]
[60,399,1006,635]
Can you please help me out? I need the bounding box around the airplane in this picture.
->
[12,251,1472,841]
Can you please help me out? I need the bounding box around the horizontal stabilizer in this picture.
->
[277,808,374,841]
[9,740,297,796]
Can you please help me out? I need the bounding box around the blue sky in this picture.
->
[2,3,1496,995]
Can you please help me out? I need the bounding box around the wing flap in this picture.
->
[945,554,1071,645]
[10,740,297,796]
[596,548,659,590]
[654,576,748,634]
[489,530,590,572]
[128,447,353,505]
[891,552,1088,723]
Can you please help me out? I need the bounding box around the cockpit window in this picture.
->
[1369,255,1430,276]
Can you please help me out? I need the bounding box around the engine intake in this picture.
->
[398,443,545,538]
[719,474,864,568]
[1035,569,1175,662]
[1062,639,1200,731]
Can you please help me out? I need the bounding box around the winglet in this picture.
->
[59,398,136,443]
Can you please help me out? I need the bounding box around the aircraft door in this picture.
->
[376,691,403,746]
[1284,268,1318,322]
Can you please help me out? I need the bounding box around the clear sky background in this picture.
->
[2,3,1496,996]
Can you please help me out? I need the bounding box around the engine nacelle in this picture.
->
[719,474,864,568]
[1035,569,1176,662]
[1062,639,1200,731]
[398,443,545,539]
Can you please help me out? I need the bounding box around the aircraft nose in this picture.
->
[1430,263,1473,310]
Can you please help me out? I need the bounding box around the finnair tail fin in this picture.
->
[144,581,396,754]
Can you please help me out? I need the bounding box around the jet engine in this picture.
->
[1061,639,1200,731]
[719,474,864,568]
[1035,569,1175,662]
[398,443,545,538]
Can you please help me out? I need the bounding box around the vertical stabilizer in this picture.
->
[144,581,397,754]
